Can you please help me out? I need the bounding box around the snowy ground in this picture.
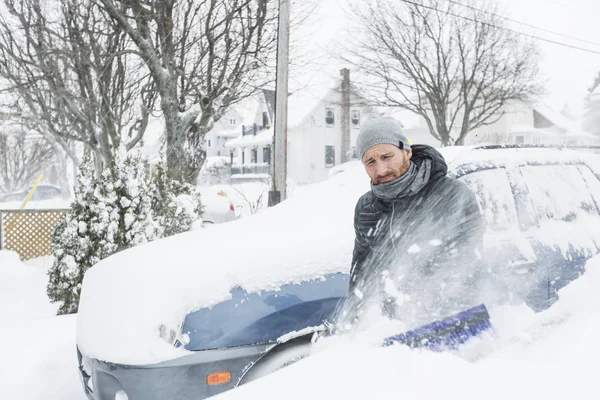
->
[0,198,71,210]
[0,251,83,400]
[2,247,600,399]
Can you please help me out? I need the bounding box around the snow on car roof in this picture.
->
[442,146,600,175]
[77,163,371,365]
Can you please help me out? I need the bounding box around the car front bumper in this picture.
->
[77,343,271,400]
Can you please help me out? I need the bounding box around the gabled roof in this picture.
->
[287,77,340,128]
[534,103,580,132]
[224,127,274,148]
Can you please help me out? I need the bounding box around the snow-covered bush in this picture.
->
[151,162,202,238]
[47,153,103,315]
[48,152,161,314]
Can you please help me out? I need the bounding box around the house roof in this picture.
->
[534,103,581,132]
[217,127,244,138]
[224,127,274,148]
[287,78,340,128]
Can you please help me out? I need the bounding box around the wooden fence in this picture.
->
[0,209,69,261]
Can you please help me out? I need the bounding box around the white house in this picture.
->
[464,102,600,147]
[225,69,378,184]
[204,90,274,159]
[398,99,600,147]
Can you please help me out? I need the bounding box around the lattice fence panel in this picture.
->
[0,209,69,261]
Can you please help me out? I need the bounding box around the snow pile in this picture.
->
[77,163,371,365]
[0,251,82,400]
[0,251,58,320]
[217,255,600,400]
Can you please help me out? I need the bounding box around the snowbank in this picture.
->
[217,255,600,400]
[76,164,371,365]
[0,251,58,320]
[0,251,81,400]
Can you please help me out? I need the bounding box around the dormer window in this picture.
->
[229,118,236,125]
[325,108,335,126]
[351,110,360,127]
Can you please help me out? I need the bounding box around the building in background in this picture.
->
[204,90,274,161]
[225,69,379,185]
[464,102,599,146]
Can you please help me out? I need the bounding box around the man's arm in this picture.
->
[350,203,371,292]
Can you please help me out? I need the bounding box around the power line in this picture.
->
[445,0,600,48]
[398,0,600,56]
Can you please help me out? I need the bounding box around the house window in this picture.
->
[251,148,257,163]
[241,148,245,164]
[207,139,212,148]
[325,146,335,167]
[263,146,271,164]
[229,118,236,125]
[351,110,360,127]
[263,111,270,128]
[515,135,525,144]
[325,108,335,126]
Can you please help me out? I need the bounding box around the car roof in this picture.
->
[442,145,600,178]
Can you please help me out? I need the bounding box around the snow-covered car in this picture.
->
[0,184,62,203]
[197,188,237,225]
[76,145,600,400]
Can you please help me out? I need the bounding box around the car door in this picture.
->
[459,167,541,308]
[518,163,600,309]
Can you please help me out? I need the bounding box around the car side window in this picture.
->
[520,165,597,222]
[459,168,519,232]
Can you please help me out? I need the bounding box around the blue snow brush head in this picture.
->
[383,304,492,351]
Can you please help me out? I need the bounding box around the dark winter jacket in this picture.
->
[348,145,484,324]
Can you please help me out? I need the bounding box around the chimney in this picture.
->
[340,68,351,163]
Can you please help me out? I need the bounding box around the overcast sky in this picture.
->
[293,0,600,117]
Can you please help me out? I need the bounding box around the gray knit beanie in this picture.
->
[356,116,411,160]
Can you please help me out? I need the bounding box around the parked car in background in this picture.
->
[197,188,237,225]
[0,185,62,203]
[76,145,600,400]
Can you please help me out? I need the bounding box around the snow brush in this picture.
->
[382,304,492,351]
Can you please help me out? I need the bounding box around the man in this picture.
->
[348,117,484,325]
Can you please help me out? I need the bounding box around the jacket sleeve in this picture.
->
[349,201,371,298]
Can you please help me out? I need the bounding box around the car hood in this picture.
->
[76,165,370,366]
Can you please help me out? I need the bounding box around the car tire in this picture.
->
[238,338,312,385]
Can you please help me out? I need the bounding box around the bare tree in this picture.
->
[345,0,542,146]
[0,115,55,193]
[0,0,156,172]
[96,0,276,183]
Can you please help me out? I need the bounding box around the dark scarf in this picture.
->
[371,159,432,200]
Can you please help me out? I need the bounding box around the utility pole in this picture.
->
[269,0,290,207]
[340,68,351,163]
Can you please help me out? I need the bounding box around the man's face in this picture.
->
[362,143,412,185]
